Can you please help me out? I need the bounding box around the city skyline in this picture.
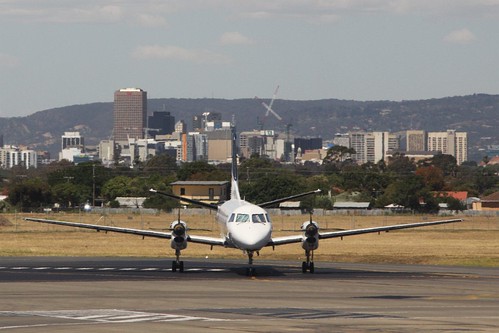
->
[2,1,499,117]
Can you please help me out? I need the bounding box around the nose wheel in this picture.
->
[302,250,314,273]
[172,249,184,272]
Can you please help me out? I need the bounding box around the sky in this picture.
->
[1,0,499,117]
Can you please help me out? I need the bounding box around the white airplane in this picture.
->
[24,129,463,275]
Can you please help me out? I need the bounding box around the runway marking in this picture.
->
[0,309,232,325]
[0,266,230,273]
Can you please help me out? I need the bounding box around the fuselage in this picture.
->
[216,198,273,251]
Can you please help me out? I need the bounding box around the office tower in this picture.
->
[350,131,400,164]
[61,131,84,150]
[147,111,175,138]
[406,130,426,151]
[113,88,147,141]
[427,130,467,165]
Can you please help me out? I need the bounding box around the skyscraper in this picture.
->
[113,88,147,142]
[427,130,468,165]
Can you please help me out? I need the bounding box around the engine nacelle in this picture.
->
[170,220,188,251]
[301,220,319,251]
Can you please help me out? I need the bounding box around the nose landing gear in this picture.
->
[302,250,314,273]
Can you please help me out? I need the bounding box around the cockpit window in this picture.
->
[228,213,235,222]
[235,214,250,222]
[265,214,271,223]
[252,213,266,223]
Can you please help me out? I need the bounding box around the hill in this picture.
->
[0,94,497,162]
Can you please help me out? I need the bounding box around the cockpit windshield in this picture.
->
[252,213,266,223]
[235,214,250,222]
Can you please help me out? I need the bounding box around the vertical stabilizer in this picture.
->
[230,127,241,201]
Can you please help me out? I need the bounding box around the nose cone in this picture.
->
[229,223,272,251]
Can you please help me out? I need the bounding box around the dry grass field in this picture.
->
[1,212,498,267]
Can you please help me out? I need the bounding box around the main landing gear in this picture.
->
[172,249,184,272]
[302,250,315,273]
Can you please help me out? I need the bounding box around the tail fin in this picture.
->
[230,127,241,201]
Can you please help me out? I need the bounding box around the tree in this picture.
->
[7,177,52,211]
[415,166,445,191]
[51,182,89,208]
[323,145,356,164]
[100,176,134,202]
[239,171,305,206]
[143,154,177,175]
[176,161,218,181]
[386,153,416,175]
[376,174,434,212]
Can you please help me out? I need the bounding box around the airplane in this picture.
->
[24,128,463,276]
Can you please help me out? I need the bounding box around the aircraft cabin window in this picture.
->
[252,214,266,223]
[235,214,249,222]
[228,213,235,222]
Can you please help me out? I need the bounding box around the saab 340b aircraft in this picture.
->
[25,129,462,275]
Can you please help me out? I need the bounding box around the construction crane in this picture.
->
[255,85,283,129]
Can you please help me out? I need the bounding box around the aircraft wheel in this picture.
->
[172,261,177,272]
[302,262,308,273]
[246,267,255,276]
[309,262,315,273]
[179,261,184,273]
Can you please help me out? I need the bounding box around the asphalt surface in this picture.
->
[1,257,498,332]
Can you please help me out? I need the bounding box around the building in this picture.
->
[207,129,232,163]
[185,132,208,162]
[406,130,426,151]
[294,137,323,155]
[0,145,38,169]
[349,131,399,164]
[192,112,222,131]
[147,111,175,138]
[240,131,264,158]
[427,130,467,165]
[170,181,229,204]
[113,88,147,142]
[472,191,499,211]
[61,131,84,150]
[98,140,115,166]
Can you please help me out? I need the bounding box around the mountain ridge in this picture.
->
[1,94,497,162]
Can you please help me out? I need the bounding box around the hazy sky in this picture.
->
[1,1,499,117]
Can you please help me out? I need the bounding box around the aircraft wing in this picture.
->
[258,189,321,208]
[23,217,226,246]
[268,218,463,246]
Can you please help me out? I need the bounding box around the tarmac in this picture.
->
[0,257,498,332]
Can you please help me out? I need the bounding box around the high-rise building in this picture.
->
[113,88,147,142]
[61,131,84,150]
[427,130,467,165]
[349,131,400,164]
[147,111,175,138]
[406,130,426,151]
